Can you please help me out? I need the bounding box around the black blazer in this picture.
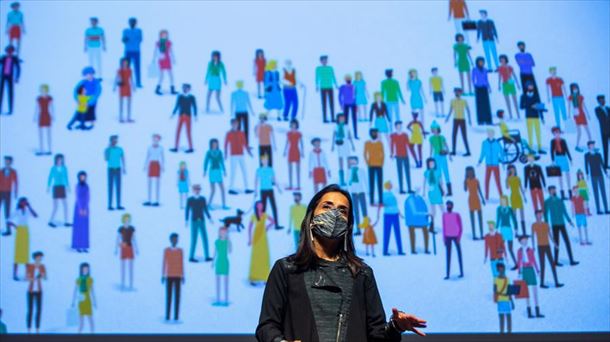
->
[595,105,610,135]
[256,257,402,342]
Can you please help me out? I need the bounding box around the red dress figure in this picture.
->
[253,49,266,99]
[283,119,303,190]
[35,85,53,156]
[0,156,18,236]
[153,30,177,95]
[567,83,592,151]
[114,57,135,123]
[308,138,330,193]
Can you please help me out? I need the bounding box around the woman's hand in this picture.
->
[392,308,427,336]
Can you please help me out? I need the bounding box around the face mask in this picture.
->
[310,208,348,240]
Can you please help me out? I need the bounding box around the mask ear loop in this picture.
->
[344,231,348,251]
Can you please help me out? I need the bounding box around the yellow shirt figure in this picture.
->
[77,95,90,113]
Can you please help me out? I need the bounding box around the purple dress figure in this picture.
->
[72,172,90,252]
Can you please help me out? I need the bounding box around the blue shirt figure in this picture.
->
[74,67,102,106]
[478,138,503,166]
[404,193,429,227]
[122,26,142,53]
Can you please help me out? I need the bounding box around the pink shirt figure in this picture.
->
[442,212,463,239]
[516,247,539,273]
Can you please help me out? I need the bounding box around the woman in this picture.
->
[71,262,96,333]
[143,134,165,206]
[497,55,520,120]
[567,83,592,151]
[283,119,303,190]
[256,184,426,341]
[453,33,473,95]
[550,127,572,199]
[496,196,518,270]
[34,84,53,155]
[153,29,177,95]
[72,171,90,253]
[354,71,369,122]
[248,200,275,285]
[472,57,492,125]
[407,69,427,123]
[205,50,227,113]
[422,158,444,223]
[114,57,135,123]
[506,165,527,236]
[464,166,485,240]
[516,235,544,319]
[177,161,190,209]
[254,49,266,99]
[203,138,228,210]
[47,154,70,227]
[115,213,138,290]
[264,60,284,120]
[8,197,38,280]
[369,92,391,145]
[331,113,355,187]
[213,226,231,306]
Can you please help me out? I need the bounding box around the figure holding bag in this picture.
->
[493,263,513,334]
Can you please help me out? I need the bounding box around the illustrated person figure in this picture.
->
[476,9,499,71]
[584,141,609,214]
[213,226,231,306]
[256,184,427,341]
[381,68,405,125]
[544,186,578,266]
[472,57,492,125]
[255,113,276,166]
[0,156,18,236]
[143,134,164,206]
[331,113,355,186]
[407,112,424,167]
[283,119,303,190]
[71,171,90,253]
[464,166,485,240]
[105,135,125,210]
[8,197,37,280]
[364,129,385,205]
[288,191,307,249]
[594,95,610,169]
[478,128,504,200]
[493,263,512,334]
[521,81,545,153]
[531,210,563,288]
[26,251,46,333]
[83,17,105,76]
[568,83,592,151]
[347,156,368,231]
[423,158,445,225]
[550,127,572,199]
[47,154,70,227]
[225,119,254,195]
[445,87,472,156]
[390,120,415,194]
[162,233,184,321]
[122,17,142,88]
[545,67,567,129]
[575,170,591,215]
[377,181,405,256]
[71,262,96,333]
[176,161,190,209]
[153,29,177,95]
[407,69,427,125]
[429,67,445,117]
[354,71,369,122]
[253,49,266,99]
[308,138,330,193]
[185,184,213,262]
[6,2,25,55]
[497,55,520,119]
[115,213,138,290]
[248,200,275,285]
[496,195,518,270]
[506,165,527,236]
[205,50,227,113]
[230,80,255,145]
[254,154,283,230]
[0,45,20,115]
[404,190,431,254]
[315,55,338,123]
[360,215,378,257]
[282,59,302,121]
[429,121,452,196]
[442,200,464,279]
[524,153,546,212]
[203,138,228,210]
[72,66,101,130]
[514,41,538,98]
[453,34,473,95]
[448,0,470,42]
[34,84,54,155]
[370,92,391,146]
[113,57,135,123]
[484,221,506,277]
[570,186,590,245]
[516,235,544,319]
[66,85,89,130]
[264,60,284,121]
[339,74,358,138]
[170,83,197,153]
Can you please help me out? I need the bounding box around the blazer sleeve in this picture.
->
[364,267,402,342]
[256,260,289,342]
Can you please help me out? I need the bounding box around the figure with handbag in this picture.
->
[448,0,471,42]
[493,263,513,334]
[550,127,572,199]
[517,235,544,318]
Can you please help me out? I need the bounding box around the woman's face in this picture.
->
[82,266,90,276]
[79,174,87,182]
[256,201,264,213]
[313,192,350,222]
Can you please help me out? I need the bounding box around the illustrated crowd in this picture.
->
[0,0,609,335]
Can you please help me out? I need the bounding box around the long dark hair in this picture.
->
[291,184,363,276]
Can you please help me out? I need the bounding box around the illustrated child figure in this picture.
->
[407,112,424,167]
[464,166,485,240]
[205,50,227,113]
[71,262,96,333]
[360,216,378,257]
[493,263,513,334]
[143,134,164,206]
[26,251,46,333]
[177,161,190,209]
[288,192,306,250]
[253,49,266,99]
[429,67,445,117]
[9,197,37,280]
[204,138,228,210]
[6,2,25,55]
[170,83,197,154]
[575,169,590,215]
[115,213,138,290]
[331,113,355,186]
[567,83,592,151]
[445,87,472,156]
[153,29,177,95]
[213,226,231,306]
[283,119,303,190]
[309,138,330,193]
[66,86,89,130]
[570,186,591,245]
[516,235,544,319]
[162,233,184,321]
[34,84,54,155]
[496,110,511,141]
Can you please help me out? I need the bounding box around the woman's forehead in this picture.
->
[318,192,349,207]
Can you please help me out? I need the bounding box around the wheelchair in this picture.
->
[497,129,539,164]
